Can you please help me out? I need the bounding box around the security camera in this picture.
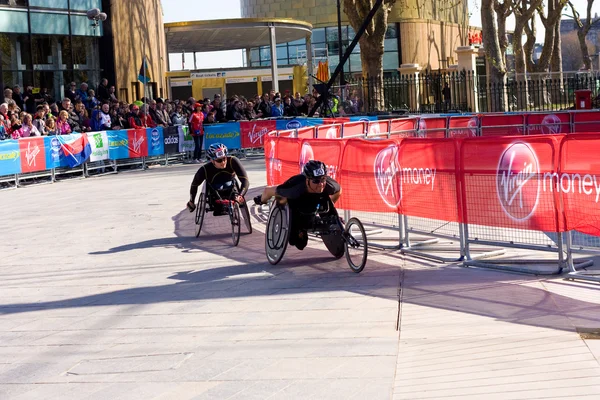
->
[98,12,107,21]
[86,8,100,20]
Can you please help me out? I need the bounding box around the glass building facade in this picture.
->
[0,0,104,101]
[248,24,400,76]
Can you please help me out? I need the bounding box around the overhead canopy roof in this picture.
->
[164,18,313,53]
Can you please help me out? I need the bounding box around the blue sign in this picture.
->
[108,130,130,160]
[146,127,164,157]
[349,116,378,122]
[0,139,21,175]
[204,122,242,150]
[43,135,66,169]
[276,118,306,130]
[303,118,325,126]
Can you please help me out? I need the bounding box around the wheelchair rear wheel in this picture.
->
[195,188,207,238]
[265,203,290,265]
[230,202,241,246]
[344,218,368,273]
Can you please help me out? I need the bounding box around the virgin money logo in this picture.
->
[26,141,40,167]
[299,142,314,171]
[374,145,401,208]
[541,114,561,135]
[496,142,540,221]
[286,120,301,129]
[267,139,281,182]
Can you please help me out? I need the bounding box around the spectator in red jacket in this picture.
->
[128,105,143,129]
[189,102,204,162]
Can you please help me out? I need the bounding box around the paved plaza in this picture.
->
[1,159,600,399]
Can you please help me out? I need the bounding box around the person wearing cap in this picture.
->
[271,97,284,117]
[189,102,205,163]
[128,104,144,129]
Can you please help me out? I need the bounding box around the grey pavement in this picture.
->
[1,159,599,399]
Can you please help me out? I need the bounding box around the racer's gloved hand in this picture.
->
[187,200,196,212]
[253,195,263,206]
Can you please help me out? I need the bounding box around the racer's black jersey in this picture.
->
[275,174,340,214]
[190,156,249,201]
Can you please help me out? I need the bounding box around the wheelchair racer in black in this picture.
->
[254,160,342,250]
[187,143,249,216]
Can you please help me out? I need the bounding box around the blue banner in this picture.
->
[276,118,306,130]
[349,116,378,122]
[108,130,130,160]
[204,122,241,150]
[146,127,164,157]
[0,140,21,175]
[43,135,67,169]
[303,118,325,126]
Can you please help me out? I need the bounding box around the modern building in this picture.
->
[241,0,470,74]
[0,0,166,104]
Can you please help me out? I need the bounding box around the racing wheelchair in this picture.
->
[194,180,252,246]
[264,197,368,273]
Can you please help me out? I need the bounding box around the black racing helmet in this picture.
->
[302,160,327,179]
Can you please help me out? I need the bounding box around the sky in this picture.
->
[162,0,600,71]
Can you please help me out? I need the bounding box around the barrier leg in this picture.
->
[564,231,599,283]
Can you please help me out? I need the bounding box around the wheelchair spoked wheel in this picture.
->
[240,201,253,234]
[344,218,368,273]
[265,202,290,265]
[195,189,207,238]
[230,202,241,246]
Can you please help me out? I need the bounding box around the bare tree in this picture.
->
[567,0,599,70]
[561,31,596,70]
[482,0,508,111]
[343,0,397,110]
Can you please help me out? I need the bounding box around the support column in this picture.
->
[193,52,197,70]
[456,46,480,113]
[398,63,421,112]
[306,34,314,95]
[269,24,279,93]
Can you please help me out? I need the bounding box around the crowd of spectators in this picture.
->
[0,78,364,141]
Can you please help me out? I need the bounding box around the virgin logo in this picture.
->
[267,139,281,185]
[133,134,144,153]
[541,114,561,135]
[299,142,314,172]
[374,145,401,208]
[325,126,338,139]
[369,122,381,136]
[26,141,40,167]
[249,124,269,144]
[417,119,427,138]
[496,142,540,221]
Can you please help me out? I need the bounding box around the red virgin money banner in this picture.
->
[19,136,46,173]
[460,135,563,232]
[397,139,461,222]
[558,134,600,235]
[241,120,277,148]
[338,138,401,213]
[299,139,344,181]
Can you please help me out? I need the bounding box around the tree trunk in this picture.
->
[512,22,530,109]
[343,0,396,111]
[481,0,507,112]
[578,29,592,70]
[360,40,385,110]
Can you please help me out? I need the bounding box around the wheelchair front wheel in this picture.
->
[230,202,241,246]
[344,218,368,273]
[265,203,290,265]
[195,189,207,238]
[240,201,253,234]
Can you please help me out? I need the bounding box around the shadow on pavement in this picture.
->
[3,189,600,333]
